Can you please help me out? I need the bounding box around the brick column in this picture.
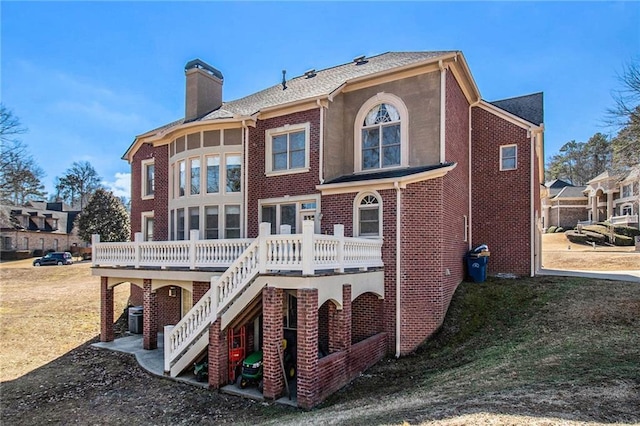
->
[297,288,319,409]
[208,319,228,389]
[100,277,114,342]
[192,281,210,304]
[143,279,158,350]
[329,285,351,353]
[262,286,284,400]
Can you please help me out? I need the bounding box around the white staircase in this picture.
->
[162,222,384,377]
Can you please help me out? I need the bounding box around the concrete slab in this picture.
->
[538,268,640,283]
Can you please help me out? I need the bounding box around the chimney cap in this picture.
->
[185,59,224,80]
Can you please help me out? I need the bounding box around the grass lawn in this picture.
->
[1,262,638,425]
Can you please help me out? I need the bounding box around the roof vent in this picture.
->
[304,69,316,78]
[353,55,368,65]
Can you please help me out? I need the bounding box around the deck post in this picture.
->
[302,220,314,275]
[258,222,270,274]
[334,224,345,273]
[189,230,199,270]
[91,234,100,267]
[134,232,143,269]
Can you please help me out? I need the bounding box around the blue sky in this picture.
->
[2,2,638,199]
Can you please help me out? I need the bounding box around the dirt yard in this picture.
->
[542,232,639,271]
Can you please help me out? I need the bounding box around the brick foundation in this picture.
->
[296,288,319,409]
[100,277,114,342]
[262,287,284,400]
[208,319,228,389]
[142,279,158,350]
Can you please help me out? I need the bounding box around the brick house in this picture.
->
[0,201,83,255]
[541,179,588,230]
[583,166,640,227]
[93,51,544,408]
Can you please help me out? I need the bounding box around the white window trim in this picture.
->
[620,203,633,215]
[205,154,221,194]
[265,122,311,176]
[258,194,321,233]
[223,203,243,238]
[500,144,518,171]
[141,211,154,241]
[224,153,243,194]
[353,190,383,238]
[141,158,155,200]
[188,156,201,196]
[354,93,409,173]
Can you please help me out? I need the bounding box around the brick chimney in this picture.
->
[184,59,223,121]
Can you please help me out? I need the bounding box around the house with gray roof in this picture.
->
[0,201,83,256]
[95,51,544,408]
[541,179,588,230]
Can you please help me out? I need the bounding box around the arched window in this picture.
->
[355,93,408,172]
[354,192,382,237]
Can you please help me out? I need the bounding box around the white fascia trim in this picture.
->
[317,163,456,195]
[478,100,542,132]
[255,95,328,117]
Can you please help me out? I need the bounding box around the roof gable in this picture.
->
[489,92,543,126]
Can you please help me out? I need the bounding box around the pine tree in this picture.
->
[75,188,130,243]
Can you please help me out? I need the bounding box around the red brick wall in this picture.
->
[208,319,228,389]
[192,281,210,304]
[262,287,284,400]
[130,144,168,240]
[471,107,532,276]
[399,179,444,354]
[130,284,143,306]
[246,108,321,237]
[142,279,157,350]
[318,301,330,354]
[321,189,397,353]
[296,288,319,409]
[100,277,114,342]
[442,72,471,314]
[317,333,387,405]
[351,292,383,344]
[155,286,182,331]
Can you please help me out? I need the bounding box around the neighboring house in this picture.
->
[0,201,83,254]
[541,179,588,230]
[583,166,640,227]
[93,51,544,408]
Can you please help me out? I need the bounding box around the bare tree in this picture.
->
[0,105,46,204]
[607,58,640,130]
[55,161,103,209]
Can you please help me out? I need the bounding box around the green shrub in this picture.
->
[547,226,557,234]
[614,225,640,238]
[555,227,564,233]
[614,235,635,246]
[566,230,606,245]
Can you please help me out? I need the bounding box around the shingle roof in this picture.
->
[324,163,455,184]
[553,186,587,199]
[490,92,543,125]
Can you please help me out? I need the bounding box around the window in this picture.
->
[354,192,381,237]
[225,205,241,238]
[500,145,517,171]
[622,205,633,216]
[177,208,185,240]
[144,217,154,241]
[189,207,200,234]
[178,160,186,196]
[355,94,408,172]
[206,155,220,193]
[39,238,44,250]
[226,155,241,193]
[259,196,319,234]
[190,158,200,195]
[622,184,632,198]
[170,210,175,241]
[142,160,155,199]
[205,206,219,239]
[53,239,59,251]
[265,123,310,174]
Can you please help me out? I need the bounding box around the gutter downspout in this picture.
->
[530,129,536,277]
[317,99,325,184]
[394,181,402,358]
[243,120,249,238]
[439,60,446,164]
[468,100,480,250]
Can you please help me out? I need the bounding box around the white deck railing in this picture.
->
[92,232,252,269]
[609,215,639,226]
[91,221,383,375]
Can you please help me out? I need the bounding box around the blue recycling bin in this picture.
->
[466,253,489,283]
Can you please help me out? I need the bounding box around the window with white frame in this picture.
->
[178,160,186,196]
[190,158,200,195]
[206,155,220,193]
[500,145,517,171]
[225,205,241,238]
[355,94,408,172]
[177,208,185,240]
[189,207,200,234]
[205,206,219,239]
[226,155,242,193]
[622,205,633,216]
[259,196,319,234]
[142,212,154,241]
[354,192,382,237]
[622,184,632,198]
[265,123,310,175]
[142,159,155,199]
